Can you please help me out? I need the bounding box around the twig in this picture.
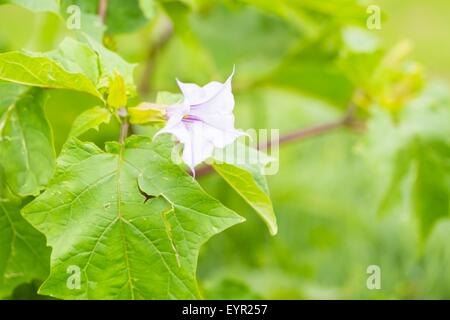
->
[264,103,362,150]
[139,21,174,96]
[264,120,345,151]
[194,106,365,178]
[99,0,108,24]
[119,120,129,145]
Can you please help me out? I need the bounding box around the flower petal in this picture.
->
[165,101,190,118]
[177,68,235,108]
[154,111,189,143]
[188,73,235,133]
[202,118,245,148]
[160,68,242,170]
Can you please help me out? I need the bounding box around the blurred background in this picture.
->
[0,0,449,299]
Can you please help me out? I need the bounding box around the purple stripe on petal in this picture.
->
[182,114,203,123]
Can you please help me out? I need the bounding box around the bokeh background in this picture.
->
[0,0,449,299]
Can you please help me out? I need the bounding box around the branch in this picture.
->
[264,120,344,151]
[99,0,108,24]
[265,103,363,150]
[139,21,174,96]
[194,106,365,178]
[119,119,129,145]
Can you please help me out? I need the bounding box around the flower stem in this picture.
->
[119,117,129,145]
[99,0,108,23]
[117,107,130,144]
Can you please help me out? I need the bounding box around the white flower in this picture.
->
[155,69,244,173]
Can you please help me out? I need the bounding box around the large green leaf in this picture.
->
[22,136,244,299]
[0,85,55,196]
[0,51,102,99]
[0,85,53,297]
[0,168,51,298]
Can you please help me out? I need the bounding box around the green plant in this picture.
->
[0,0,448,300]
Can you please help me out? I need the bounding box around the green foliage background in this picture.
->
[0,0,449,299]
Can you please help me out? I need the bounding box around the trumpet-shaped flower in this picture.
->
[155,70,244,173]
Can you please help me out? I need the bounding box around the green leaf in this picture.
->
[47,37,100,85]
[84,35,137,96]
[69,106,111,138]
[375,140,449,238]
[212,143,277,235]
[60,0,151,36]
[241,0,368,34]
[413,140,449,237]
[366,84,450,239]
[0,85,53,297]
[0,86,55,196]
[0,168,51,298]
[0,82,27,109]
[0,0,59,12]
[189,3,298,83]
[106,0,149,34]
[127,90,179,125]
[22,136,244,299]
[128,103,165,125]
[60,0,96,13]
[139,0,156,19]
[0,51,102,100]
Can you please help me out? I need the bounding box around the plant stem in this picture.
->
[264,120,345,151]
[119,117,129,145]
[117,107,130,144]
[194,106,365,178]
[139,20,174,96]
[99,0,108,23]
[264,104,363,150]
